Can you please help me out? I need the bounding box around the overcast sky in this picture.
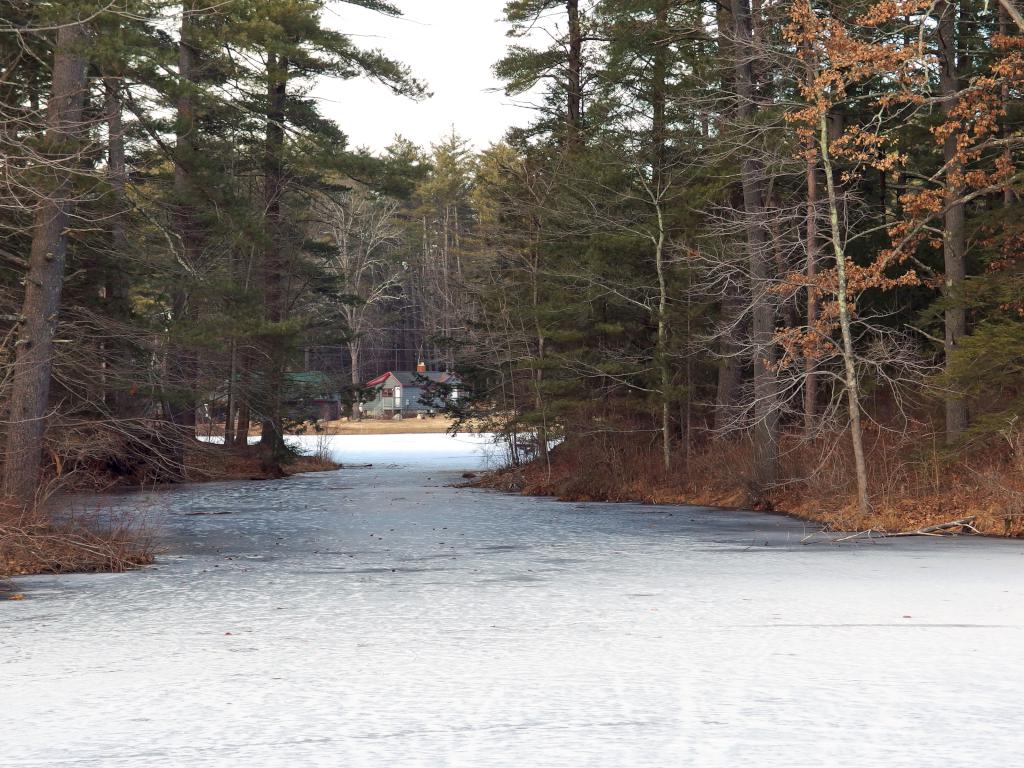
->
[313,0,534,155]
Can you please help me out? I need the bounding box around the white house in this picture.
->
[362,364,461,418]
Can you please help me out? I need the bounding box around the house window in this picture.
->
[382,388,394,398]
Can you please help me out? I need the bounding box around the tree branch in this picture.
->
[1000,0,1024,32]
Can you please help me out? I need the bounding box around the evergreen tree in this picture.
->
[2,3,93,506]
[226,0,425,468]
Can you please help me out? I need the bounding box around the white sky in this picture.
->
[314,0,534,154]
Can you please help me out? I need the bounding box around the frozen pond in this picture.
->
[3,433,1023,767]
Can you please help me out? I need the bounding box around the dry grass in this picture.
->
[182,441,341,482]
[202,416,458,437]
[0,436,342,582]
[0,429,344,584]
[0,503,156,581]
[314,417,457,434]
[478,421,1024,538]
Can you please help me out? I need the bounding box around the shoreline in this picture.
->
[1,445,342,582]
[472,454,1021,540]
[200,417,460,439]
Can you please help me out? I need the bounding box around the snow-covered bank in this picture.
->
[284,431,504,469]
[200,432,505,469]
[3,433,1023,767]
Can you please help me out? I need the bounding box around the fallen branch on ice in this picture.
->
[831,528,885,543]
[889,516,980,537]
[812,516,981,544]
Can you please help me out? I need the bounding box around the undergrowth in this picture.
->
[0,503,156,581]
[479,421,1024,537]
[1,437,340,582]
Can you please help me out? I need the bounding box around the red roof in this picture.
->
[365,372,393,387]
[365,370,459,388]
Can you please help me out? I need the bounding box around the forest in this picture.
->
[3,0,1024,577]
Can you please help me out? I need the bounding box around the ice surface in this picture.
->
[3,433,1023,767]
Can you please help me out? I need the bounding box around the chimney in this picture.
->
[416,361,427,373]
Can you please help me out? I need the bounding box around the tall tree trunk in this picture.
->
[349,341,361,387]
[938,0,968,443]
[652,0,671,472]
[566,0,583,144]
[234,349,252,448]
[998,0,1024,31]
[714,1,740,433]
[3,22,89,506]
[820,114,870,517]
[683,267,694,470]
[655,224,671,472]
[260,52,289,470]
[714,312,740,432]
[732,0,778,488]
[803,51,820,434]
[235,397,251,447]
[224,340,237,448]
[170,3,200,458]
[104,76,132,416]
[349,341,362,420]
[530,231,549,468]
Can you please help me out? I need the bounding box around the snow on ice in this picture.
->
[2,433,1023,767]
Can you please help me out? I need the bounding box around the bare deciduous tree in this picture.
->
[315,187,404,399]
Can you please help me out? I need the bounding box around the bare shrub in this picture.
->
[488,404,1024,538]
[0,502,156,579]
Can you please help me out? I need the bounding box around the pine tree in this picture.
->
[3,6,92,506]
[498,0,589,144]
[225,0,424,468]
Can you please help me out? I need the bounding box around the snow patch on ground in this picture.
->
[286,432,508,469]
[3,433,1023,767]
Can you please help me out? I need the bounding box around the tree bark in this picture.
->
[103,76,133,416]
[714,0,740,434]
[655,224,671,473]
[349,342,361,388]
[566,0,583,144]
[938,0,968,443]
[235,351,251,449]
[714,325,740,432]
[652,0,671,472]
[259,52,289,470]
[820,113,870,518]
[224,340,237,448]
[998,0,1024,31]
[170,3,200,456]
[803,127,819,433]
[3,22,90,506]
[349,341,362,420]
[529,228,549,468]
[732,0,778,487]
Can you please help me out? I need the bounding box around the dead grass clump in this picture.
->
[290,454,340,473]
[182,441,340,482]
[519,429,665,502]
[768,428,1024,537]
[0,504,156,580]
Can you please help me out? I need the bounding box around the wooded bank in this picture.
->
[3,1,1024,543]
